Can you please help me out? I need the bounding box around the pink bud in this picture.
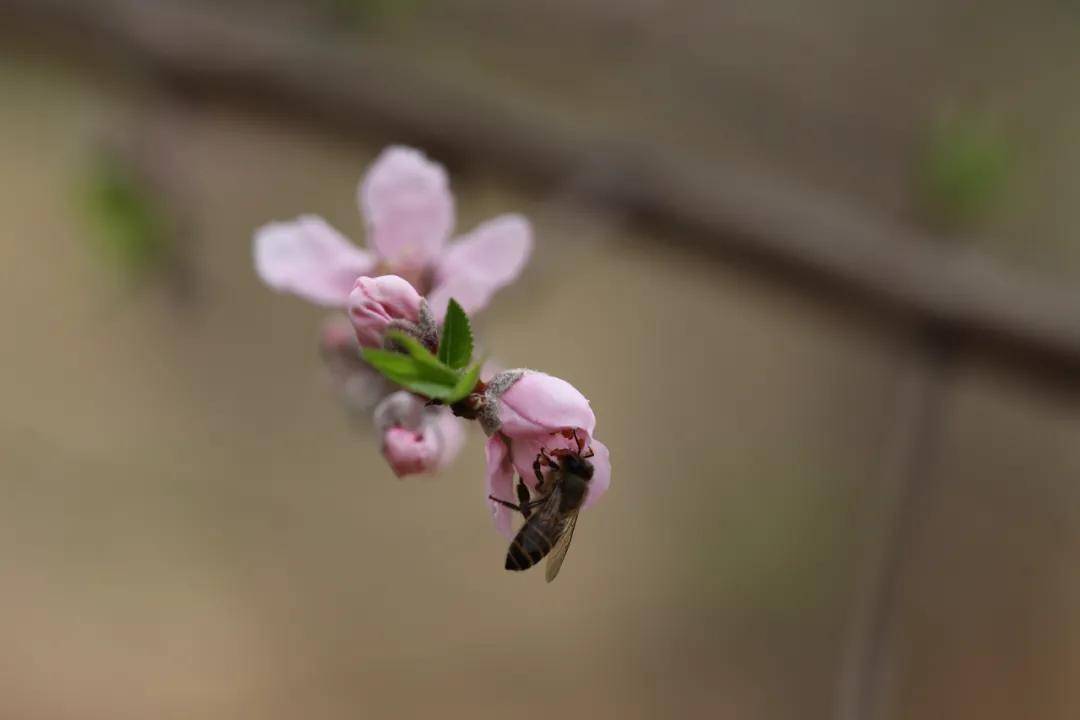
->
[375,391,464,478]
[496,371,596,438]
[383,426,442,477]
[347,275,423,348]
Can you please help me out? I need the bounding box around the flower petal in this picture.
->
[581,438,610,509]
[485,434,516,538]
[427,214,532,319]
[432,409,466,472]
[253,216,375,307]
[497,371,596,438]
[360,146,454,270]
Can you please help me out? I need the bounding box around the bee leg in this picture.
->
[532,457,545,487]
[539,448,559,470]
[488,495,524,513]
[516,481,533,519]
[566,428,594,458]
[488,493,548,518]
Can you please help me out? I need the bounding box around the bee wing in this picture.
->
[544,510,579,583]
[521,486,563,533]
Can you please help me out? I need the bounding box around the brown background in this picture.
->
[2,2,1080,718]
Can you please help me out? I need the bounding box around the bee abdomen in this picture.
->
[505,522,556,571]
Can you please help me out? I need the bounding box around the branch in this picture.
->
[837,339,950,720]
[9,0,1080,380]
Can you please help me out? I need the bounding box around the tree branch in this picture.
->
[8,0,1080,381]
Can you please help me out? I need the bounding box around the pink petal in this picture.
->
[485,434,516,539]
[497,371,596,438]
[581,438,611,509]
[359,146,454,270]
[253,216,375,307]
[427,214,532,319]
[432,409,466,472]
[509,435,548,491]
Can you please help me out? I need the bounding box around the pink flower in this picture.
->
[347,275,423,348]
[374,391,465,477]
[483,371,611,537]
[253,146,532,319]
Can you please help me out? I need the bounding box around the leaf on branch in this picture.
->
[385,331,458,384]
[360,347,452,401]
[437,298,474,370]
[360,348,418,378]
[364,331,481,402]
[446,362,482,405]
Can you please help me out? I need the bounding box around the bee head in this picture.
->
[561,452,594,481]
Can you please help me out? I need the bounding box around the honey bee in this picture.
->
[488,431,595,582]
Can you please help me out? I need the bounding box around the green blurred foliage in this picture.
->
[84,150,173,282]
[915,110,1013,233]
[325,0,424,29]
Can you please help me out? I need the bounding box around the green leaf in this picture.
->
[437,299,474,370]
[326,0,424,29]
[445,362,482,404]
[360,348,420,378]
[403,379,465,400]
[85,151,173,280]
[361,348,457,400]
[363,329,483,403]
[385,331,458,384]
[363,336,472,402]
[915,110,1012,231]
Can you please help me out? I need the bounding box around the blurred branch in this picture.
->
[837,338,950,720]
[9,0,1080,382]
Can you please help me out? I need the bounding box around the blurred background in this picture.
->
[3,1,1080,718]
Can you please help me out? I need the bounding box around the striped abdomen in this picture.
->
[505,513,567,571]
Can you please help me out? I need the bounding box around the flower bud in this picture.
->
[347,275,423,348]
[374,391,464,478]
[484,370,595,438]
[383,426,443,477]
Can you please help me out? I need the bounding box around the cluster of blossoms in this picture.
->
[253,146,609,539]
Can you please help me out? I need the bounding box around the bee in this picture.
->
[488,430,595,582]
